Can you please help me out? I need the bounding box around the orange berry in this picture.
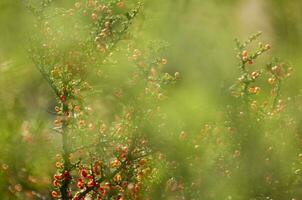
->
[88,180,95,187]
[162,58,168,65]
[251,71,259,79]
[53,180,59,187]
[51,191,58,198]
[78,120,85,127]
[242,50,248,57]
[114,173,122,182]
[248,86,260,94]
[111,160,121,168]
[74,105,80,112]
[268,78,275,85]
[53,119,62,127]
[54,174,60,180]
[117,1,125,8]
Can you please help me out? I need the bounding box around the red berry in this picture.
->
[81,169,88,177]
[99,187,106,196]
[53,180,59,187]
[77,180,84,189]
[63,171,71,180]
[60,95,66,102]
[51,191,58,198]
[88,180,95,187]
[121,181,128,188]
[54,174,60,180]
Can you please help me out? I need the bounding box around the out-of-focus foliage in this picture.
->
[1,0,302,200]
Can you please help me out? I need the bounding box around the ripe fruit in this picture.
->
[53,119,62,127]
[251,71,259,79]
[162,58,168,65]
[63,171,71,180]
[77,179,84,189]
[54,174,60,180]
[60,95,66,102]
[117,2,125,8]
[248,86,261,94]
[242,50,248,57]
[268,77,275,85]
[55,162,62,168]
[74,105,80,112]
[51,191,58,198]
[88,180,95,187]
[81,169,88,177]
[53,180,59,187]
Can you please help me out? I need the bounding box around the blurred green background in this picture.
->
[1,0,302,199]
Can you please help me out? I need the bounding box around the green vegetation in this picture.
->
[1,0,302,200]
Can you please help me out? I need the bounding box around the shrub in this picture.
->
[27,0,177,199]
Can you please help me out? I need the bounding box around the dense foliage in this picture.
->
[1,0,302,200]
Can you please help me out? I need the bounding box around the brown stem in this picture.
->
[60,102,72,200]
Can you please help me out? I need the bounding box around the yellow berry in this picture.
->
[162,58,168,65]
[265,44,271,50]
[248,86,260,94]
[268,78,275,85]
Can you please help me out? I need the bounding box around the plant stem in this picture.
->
[60,99,72,199]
